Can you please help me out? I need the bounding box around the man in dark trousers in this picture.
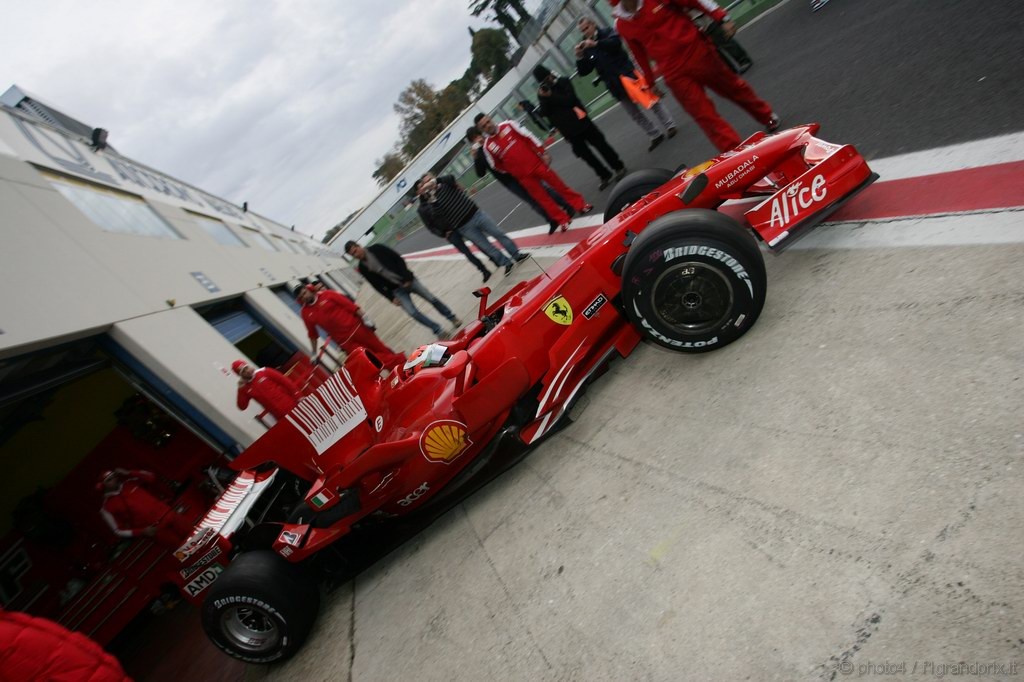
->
[295,284,405,367]
[518,99,551,133]
[232,359,301,419]
[533,64,626,190]
[414,173,527,277]
[345,241,462,339]
[467,127,576,235]
[575,15,677,151]
[613,0,779,152]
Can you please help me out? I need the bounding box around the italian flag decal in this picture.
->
[310,488,335,508]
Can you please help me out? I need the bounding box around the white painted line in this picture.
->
[866,131,1024,181]
[791,209,1024,250]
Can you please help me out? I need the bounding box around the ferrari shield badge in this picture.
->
[420,420,472,464]
[544,296,573,325]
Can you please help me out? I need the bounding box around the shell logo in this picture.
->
[420,420,472,464]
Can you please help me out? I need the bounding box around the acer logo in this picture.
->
[769,174,827,229]
[397,482,430,507]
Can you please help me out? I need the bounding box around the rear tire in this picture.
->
[604,168,674,222]
[202,551,320,664]
[622,209,766,352]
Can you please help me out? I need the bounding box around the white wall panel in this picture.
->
[109,307,266,448]
[243,287,310,354]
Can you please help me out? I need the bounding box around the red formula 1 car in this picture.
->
[174,124,876,663]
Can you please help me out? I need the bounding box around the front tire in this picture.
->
[604,168,675,222]
[202,551,320,664]
[622,209,766,353]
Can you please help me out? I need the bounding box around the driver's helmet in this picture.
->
[403,343,451,375]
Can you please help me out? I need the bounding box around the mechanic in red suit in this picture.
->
[232,359,301,419]
[613,0,780,152]
[295,284,405,368]
[474,113,592,233]
[98,469,192,548]
[0,609,131,681]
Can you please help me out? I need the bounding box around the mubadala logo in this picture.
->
[714,155,758,189]
[769,174,827,229]
[185,564,224,597]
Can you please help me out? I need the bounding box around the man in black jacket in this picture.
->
[576,16,677,151]
[344,241,461,338]
[533,64,626,190]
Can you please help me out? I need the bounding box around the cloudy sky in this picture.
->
[0,0,520,240]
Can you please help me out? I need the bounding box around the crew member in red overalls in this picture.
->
[613,0,780,152]
[233,360,302,419]
[296,284,405,367]
[98,469,192,548]
[474,114,592,233]
[0,609,131,682]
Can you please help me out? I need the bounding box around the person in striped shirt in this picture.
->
[415,173,528,276]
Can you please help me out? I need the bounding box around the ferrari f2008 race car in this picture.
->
[173,124,877,663]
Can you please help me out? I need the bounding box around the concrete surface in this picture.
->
[251,221,1024,680]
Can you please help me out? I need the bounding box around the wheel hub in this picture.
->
[221,605,280,654]
[681,291,703,309]
[651,261,734,334]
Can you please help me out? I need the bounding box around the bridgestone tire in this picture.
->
[622,209,766,353]
[202,551,320,664]
[604,168,675,222]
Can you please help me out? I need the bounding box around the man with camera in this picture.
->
[533,64,626,190]
[575,16,678,151]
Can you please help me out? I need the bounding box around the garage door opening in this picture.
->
[201,298,328,427]
[0,338,222,645]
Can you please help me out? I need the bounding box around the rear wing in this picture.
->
[174,468,278,561]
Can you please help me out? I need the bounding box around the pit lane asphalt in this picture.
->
[395,0,1024,255]
[255,216,1023,680]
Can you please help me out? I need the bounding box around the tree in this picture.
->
[322,224,341,244]
[394,79,471,159]
[470,28,512,84]
[469,0,532,43]
[372,150,406,187]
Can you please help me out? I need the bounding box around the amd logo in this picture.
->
[185,564,224,597]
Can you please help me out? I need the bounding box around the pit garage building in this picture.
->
[0,85,354,643]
